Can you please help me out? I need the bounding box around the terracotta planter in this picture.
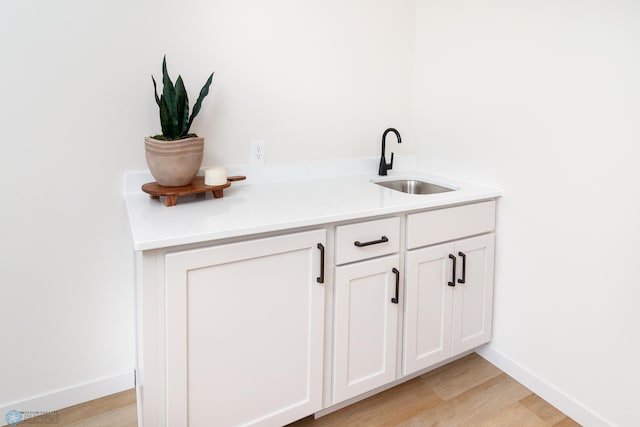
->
[144,136,204,187]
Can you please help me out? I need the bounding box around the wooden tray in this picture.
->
[142,175,246,207]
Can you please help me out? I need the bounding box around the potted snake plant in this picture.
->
[145,56,214,186]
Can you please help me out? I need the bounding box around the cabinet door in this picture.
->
[333,255,400,403]
[403,243,454,376]
[451,234,495,355]
[165,230,326,427]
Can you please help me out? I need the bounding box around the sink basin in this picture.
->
[373,179,455,195]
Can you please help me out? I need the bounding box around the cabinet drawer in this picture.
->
[335,217,400,265]
[406,201,495,249]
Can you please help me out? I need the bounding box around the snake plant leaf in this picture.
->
[175,76,190,137]
[158,94,174,138]
[161,57,179,138]
[152,57,214,140]
[152,75,161,106]
[187,72,214,132]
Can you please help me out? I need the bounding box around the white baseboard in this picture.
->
[476,346,614,427]
[0,371,134,426]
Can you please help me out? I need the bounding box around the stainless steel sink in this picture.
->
[373,179,455,195]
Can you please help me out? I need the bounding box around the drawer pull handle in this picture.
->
[354,236,389,247]
[448,254,456,287]
[317,243,325,284]
[391,268,400,304]
[457,251,466,284]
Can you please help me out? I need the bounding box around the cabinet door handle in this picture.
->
[457,251,466,284]
[448,254,456,287]
[391,268,400,304]
[317,243,325,284]
[354,236,389,247]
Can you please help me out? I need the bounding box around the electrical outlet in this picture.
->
[250,141,265,164]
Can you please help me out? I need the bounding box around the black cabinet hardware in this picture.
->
[457,251,466,284]
[448,254,456,287]
[317,243,325,284]
[354,236,389,247]
[391,268,400,304]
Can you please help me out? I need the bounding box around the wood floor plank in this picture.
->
[479,401,548,427]
[396,373,533,427]
[289,376,443,426]
[66,404,137,427]
[553,417,582,427]
[420,353,503,400]
[24,389,136,426]
[520,394,569,425]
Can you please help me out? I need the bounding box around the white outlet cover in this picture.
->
[250,141,265,164]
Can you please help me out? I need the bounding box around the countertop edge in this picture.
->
[125,165,503,251]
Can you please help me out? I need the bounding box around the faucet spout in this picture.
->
[378,128,402,176]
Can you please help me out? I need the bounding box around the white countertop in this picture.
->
[124,157,502,251]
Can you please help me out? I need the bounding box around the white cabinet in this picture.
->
[403,243,453,372]
[335,217,400,264]
[451,234,495,355]
[406,201,496,250]
[404,233,495,376]
[163,230,326,427]
[135,200,497,426]
[333,255,400,403]
[331,205,496,403]
[331,218,401,404]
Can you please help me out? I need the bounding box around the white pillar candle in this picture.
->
[204,166,227,186]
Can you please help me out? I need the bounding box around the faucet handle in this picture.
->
[378,152,395,176]
[385,151,393,170]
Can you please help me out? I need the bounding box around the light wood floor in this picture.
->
[24,389,137,427]
[289,354,579,427]
[24,353,578,426]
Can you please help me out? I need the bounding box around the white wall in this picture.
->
[173,0,417,164]
[413,1,640,426]
[0,0,416,412]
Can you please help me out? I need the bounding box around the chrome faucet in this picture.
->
[378,128,402,176]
